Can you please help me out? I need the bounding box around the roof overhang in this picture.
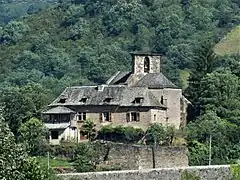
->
[42,106,76,114]
[45,123,70,130]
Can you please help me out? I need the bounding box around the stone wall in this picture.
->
[59,165,232,180]
[132,55,161,75]
[73,106,166,131]
[150,88,182,129]
[104,144,188,170]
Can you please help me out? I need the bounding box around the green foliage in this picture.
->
[215,25,240,56]
[0,0,240,168]
[1,20,29,44]
[97,125,144,144]
[186,110,240,165]
[0,1,58,25]
[230,164,240,180]
[146,124,177,146]
[36,156,73,168]
[73,143,100,173]
[185,40,218,116]
[44,142,77,158]
[81,119,96,141]
[0,84,50,135]
[180,170,200,180]
[0,113,56,180]
[18,117,47,155]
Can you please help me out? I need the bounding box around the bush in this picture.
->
[97,125,144,143]
[73,143,100,172]
[146,124,177,146]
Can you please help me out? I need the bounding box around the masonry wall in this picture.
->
[132,55,161,74]
[72,106,166,131]
[104,144,188,170]
[59,165,232,180]
[164,88,182,128]
[150,88,182,129]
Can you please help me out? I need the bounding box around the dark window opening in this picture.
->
[100,112,111,122]
[59,98,66,103]
[144,56,150,73]
[133,97,144,104]
[126,112,140,122]
[103,97,112,103]
[51,131,59,139]
[161,96,164,104]
[80,97,87,103]
[154,114,156,121]
[77,112,86,122]
[50,114,70,123]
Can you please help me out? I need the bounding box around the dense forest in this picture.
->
[0,0,58,25]
[0,0,240,174]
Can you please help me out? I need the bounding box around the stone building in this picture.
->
[42,53,190,144]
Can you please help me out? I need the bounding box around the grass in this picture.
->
[214,25,240,56]
[36,156,73,168]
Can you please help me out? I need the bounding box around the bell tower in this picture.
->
[131,52,161,75]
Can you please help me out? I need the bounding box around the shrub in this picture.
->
[73,143,100,172]
[97,125,144,143]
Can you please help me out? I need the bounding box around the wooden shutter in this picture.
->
[126,112,130,122]
[99,113,103,123]
[109,112,112,122]
[136,112,140,122]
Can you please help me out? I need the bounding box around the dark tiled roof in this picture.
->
[134,73,178,89]
[130,52,162,56]
[50,85,164,108]
[43,106,76,114]
[107,71,132,85]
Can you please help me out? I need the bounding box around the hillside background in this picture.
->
[0,0,240,167]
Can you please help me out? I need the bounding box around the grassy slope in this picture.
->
[214,25,240,56]
[36,156,73,168]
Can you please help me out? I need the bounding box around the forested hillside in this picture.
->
[0,0,58,25]
[0,0,240,167]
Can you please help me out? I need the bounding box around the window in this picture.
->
[133,97,144,104]
[79,97,87,103]
[61,114,70,122]
[51,131,59,139]
[58,98,66,103]
[50,114,70,123]
[126,112,140,122]
[144,56,150,73]
[103,97,112,103]
[100,112,111,122]
[160,96,164,104]
[154,114,156,121]
[77,112,86,122]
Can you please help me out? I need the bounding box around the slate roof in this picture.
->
[107,71,131,85]
[45,123,70,130]
[43,106,76,114]
[50,85,164,108]
[134,73,178,89]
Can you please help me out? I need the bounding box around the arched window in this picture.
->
[144,56,150,73]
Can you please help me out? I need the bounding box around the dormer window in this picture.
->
[144,56,150,73]
[133,97,144,104]
[80,97,87,103]
[58,98,66,103]
[103,97,112,103]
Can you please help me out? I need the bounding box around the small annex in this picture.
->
[42,52,190,144]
